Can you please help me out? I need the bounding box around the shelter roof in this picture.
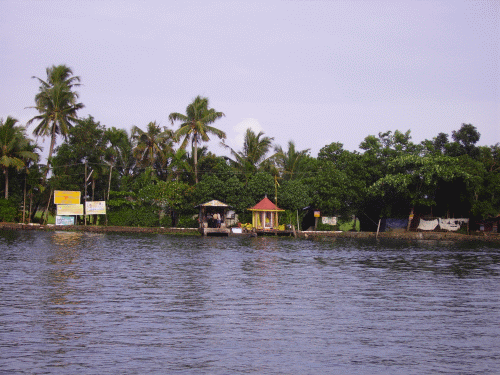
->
[248,196,284,211]
[196,199,230,208]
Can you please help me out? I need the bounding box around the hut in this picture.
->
[248,196,285,230]
[196,199,231,236]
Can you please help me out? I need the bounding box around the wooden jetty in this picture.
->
[199,227,231,236]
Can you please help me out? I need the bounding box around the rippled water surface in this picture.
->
[1,230,499,374]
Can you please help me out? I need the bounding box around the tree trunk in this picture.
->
[194,136,198,184]
[44,123,57,182]
[4,168,9,199]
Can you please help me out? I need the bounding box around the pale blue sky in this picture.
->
[1,0,498,160]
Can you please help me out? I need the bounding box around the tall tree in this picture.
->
[447,123,481,158]
[27,65,84,179]
[222,128,274,180]
[169,96,225,183]
[131,121,175,176]
[51,115,108,198]
[103,127,135,178]
[0,117,39,199]
[274,141,310,180]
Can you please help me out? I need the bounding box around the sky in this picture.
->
[1,0,499,162]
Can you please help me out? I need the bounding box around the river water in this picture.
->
[0,230,499,374]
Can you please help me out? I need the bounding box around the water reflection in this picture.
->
[356,248,500,277]
[41,232,86,351]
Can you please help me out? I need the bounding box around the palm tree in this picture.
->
[223,128,274,173]
[27,65,84,179]
[274,141,310,180]
[131,121,175,174]
[0,117,39,199]
[167,148,191,182]
[104,127,135,177]
[169,96,225,183]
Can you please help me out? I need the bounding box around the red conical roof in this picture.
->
[249,196,284,211]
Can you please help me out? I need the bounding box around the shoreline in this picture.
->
[1,223,500,242]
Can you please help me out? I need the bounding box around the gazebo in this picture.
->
[248,196,285,230]
[196,199,230,229]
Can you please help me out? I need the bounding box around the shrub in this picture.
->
[0,199,19,222]
[177,215,198,228]
[107,206,159,227]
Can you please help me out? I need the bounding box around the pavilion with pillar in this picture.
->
[248,196,285,230]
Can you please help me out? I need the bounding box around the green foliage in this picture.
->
[177,214,198,228]
[107,190,137,209]
[369,154,478,207]
[222,128,275,181]
[169,96,226,183]
[138,180,192,212]
[107,205,159,227]
[246,172,275,202]
[0,116,39,199]
[277,180,310,211]
[315,220,337,231]
[194,174,225,203]
[131,121,175,177]
[50,116,109,200]
[274,141,310,181]
[278,209,305,228]
[27,65,84,178]
[0,198,19,222]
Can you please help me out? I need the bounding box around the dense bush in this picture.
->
[177,214,198,228]
[107,206,159,227]
[0,199,19,222]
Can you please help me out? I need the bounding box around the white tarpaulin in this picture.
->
[438,218,469,231]
[417,219,438,231]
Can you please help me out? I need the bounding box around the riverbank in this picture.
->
[1,222,500,242]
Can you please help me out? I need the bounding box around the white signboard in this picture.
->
[322,216,337,226]
[86,201,106,215]
[57,204,84,216]
[56,215,75,226]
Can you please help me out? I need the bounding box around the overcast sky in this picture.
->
[1,0,498,161]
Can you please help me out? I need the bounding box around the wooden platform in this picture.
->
[254,229,297,237]
[199,227,231,236]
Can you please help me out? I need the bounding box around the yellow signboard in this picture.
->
[57,204,84,216]
[86,201,106,215]
[54,190,81,205]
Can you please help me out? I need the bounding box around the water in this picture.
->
[0,230,499,374]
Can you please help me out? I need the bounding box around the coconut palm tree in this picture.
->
[0,117,39,199]
[131,121,175,175]
[103,127,135,177]
[167,147,191,182]
[223,128,275,173]
[27,65,84,180]
[169,96,225,183]
[274,141,310,180]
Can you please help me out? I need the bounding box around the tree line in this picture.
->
[1,64,499,230]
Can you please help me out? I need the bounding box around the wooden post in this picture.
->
[29,188,33,224]
[23,174,26,224]
[84,161,87,226]
[376,218,381,239]
[106,165,112,226]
